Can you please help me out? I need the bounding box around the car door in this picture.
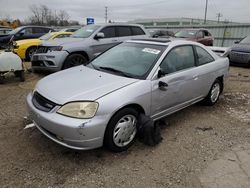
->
[151,45,200,119]
[15,27,33,40]
[196,30,206,45]
[91,26,120,57]
[192,45,216,97]
[116,26,134,42]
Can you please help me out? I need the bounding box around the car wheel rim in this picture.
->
[29,48,35,59]
[113,115,137,147]
[71,56,84,66]
[210,83,220,103]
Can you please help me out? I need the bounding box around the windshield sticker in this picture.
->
[142,48,161,54]
[86,29,93,32]
[188,32,195,35]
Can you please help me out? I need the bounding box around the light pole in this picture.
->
[204,0,208,24]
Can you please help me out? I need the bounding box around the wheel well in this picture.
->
[103,103,145,144]
[68,51,89,61]
[25,46,37,59]
[216,76,224,93]
[121,104,146,115]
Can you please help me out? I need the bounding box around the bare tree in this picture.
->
[28,4,70,26]
[58,10,70,26]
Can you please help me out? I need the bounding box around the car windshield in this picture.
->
[90,42,165,79]
[175,30,197,38]
[39,32,54,40]
[8,27,23,35]
[240,36,250,44]
[71,25,100,38]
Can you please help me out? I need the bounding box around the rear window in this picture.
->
[117,26,132,37]
[131,26,145,36]
[195,46,214,65]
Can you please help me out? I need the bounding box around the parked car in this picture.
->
[31,23,149,72]
[228,36,250,66]
[27,39,229,152]
[59,27,81,32]
[0,28,12,37]
[148,29,174,38]
[209,46,230,57]
[0,26,54,49]
[174,29,213,46]
[14,32,72,61]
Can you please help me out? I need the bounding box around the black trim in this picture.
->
[32,92,57,112]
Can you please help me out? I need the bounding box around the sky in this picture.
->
[0,0,249,24]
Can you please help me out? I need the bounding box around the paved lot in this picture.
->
[0,66,250,188]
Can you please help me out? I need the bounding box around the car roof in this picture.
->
[127,38,202,46]
[94,23,144,27]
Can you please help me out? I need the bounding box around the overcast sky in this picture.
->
[0,0,249,24]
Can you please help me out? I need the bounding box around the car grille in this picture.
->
[32,91,57,112]
[36,46,49,53]
[32,61,45,67]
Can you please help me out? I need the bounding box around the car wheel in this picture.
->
[26,47,37,61]
[63,54,88,69]
[203,79,222,106]
[104,108,139,152]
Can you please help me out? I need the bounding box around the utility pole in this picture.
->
[105,6,108,23]
[216,13,223,23]
[204,0,208,24]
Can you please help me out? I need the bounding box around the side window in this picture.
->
[131,26,145,36]
[160,46,195,74]
[196,31,204,38]
[117,26,132,37]
[195,46,214,66]
[54,34,68,39]
[100,27,116,38]
[33,27,47,34]
[21,28,32,35]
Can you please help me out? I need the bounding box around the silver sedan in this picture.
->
[27,39,229,152]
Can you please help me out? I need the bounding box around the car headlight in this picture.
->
[50,46,63,51]
[57,102,98,119]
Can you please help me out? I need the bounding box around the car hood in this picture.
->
[16,39,41,46]
[36,66,138,105]
[41,37,86,47]
[231,44,250,53]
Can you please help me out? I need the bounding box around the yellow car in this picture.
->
[14,32,72,61]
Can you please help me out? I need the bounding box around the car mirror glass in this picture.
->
[94,32,105,40]
[157,69,167,78]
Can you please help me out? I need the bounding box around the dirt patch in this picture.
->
[0,66,250,187]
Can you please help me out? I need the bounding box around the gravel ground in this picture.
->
[0,66,249,188]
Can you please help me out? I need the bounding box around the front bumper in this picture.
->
[31,51,69,72]
[26,93,108,150]
[229,51,250,65]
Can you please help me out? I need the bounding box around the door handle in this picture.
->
[193,75,198,80]
[159,81,168,90]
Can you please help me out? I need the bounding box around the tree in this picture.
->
[28,4,70,26]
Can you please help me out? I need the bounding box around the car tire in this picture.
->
[63,54,88,69]
[104,108,139,152]
[26,46,37,61]
[203,79,222,106]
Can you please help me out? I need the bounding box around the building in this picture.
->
[129,17,236,26]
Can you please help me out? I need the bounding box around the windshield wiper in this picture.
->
[98,66,134,78]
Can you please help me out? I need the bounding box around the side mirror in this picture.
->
[94,32,105,40]
[234,40,240,44]
[157,69,167,78]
